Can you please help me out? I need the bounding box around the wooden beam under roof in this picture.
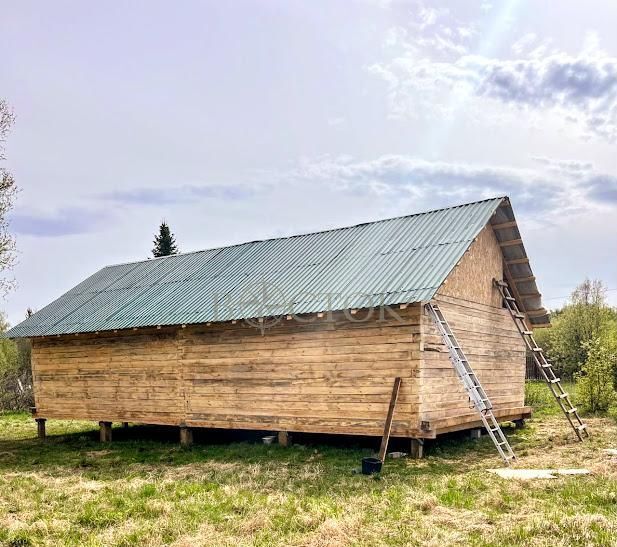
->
[513,275,536,283]
[499,238,523,247]
[491,220,517,230]
[526,309,548,317]
[506,257,529,265]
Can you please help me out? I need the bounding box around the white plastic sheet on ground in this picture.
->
[489,468,590,480]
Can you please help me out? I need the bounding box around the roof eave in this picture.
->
[489,197,550,327]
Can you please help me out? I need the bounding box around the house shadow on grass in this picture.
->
[0,418,516,478]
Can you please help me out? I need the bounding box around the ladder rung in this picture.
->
[549,378,561,384]
[505,296,516,301]
[567,407,578,414]
[522,330,533,335]
[557,392,569,399]
[541,363,552,368]
[532,347,543,352]
[577,424,587,431]
[514,313,525,319]
[495,280,508,287]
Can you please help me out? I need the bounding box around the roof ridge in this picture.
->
[106,196,507,268]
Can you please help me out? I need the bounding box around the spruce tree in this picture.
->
[152,221,179,257]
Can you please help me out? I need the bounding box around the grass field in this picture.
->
[0,382,616,546]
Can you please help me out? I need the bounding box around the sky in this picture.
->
[1,0,616,325]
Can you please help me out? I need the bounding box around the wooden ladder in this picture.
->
[493,279,589,441]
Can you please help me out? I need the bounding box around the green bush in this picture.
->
[0,314,33,410]
[535,279,617,381]
[576,336,617,413]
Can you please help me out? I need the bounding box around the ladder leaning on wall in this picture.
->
[493,279,589,441]
[426,302,516,465]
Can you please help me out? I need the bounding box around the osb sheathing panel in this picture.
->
[437,224,503,308]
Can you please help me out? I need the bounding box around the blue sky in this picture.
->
[1,0,616,324]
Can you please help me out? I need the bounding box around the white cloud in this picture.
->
[381,3,475,60]
[286,154,617,225]
[476,54,617,141]
[371,15,617,142]
[531,157,594,177]
[511,32,537,56]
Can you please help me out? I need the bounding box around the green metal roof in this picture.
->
[7,196,518,338]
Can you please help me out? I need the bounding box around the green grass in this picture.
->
[0,405,615,546]
[525,380,578,416]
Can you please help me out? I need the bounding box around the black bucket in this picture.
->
[361,457,383,475]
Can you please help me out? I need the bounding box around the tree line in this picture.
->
[0,101,30,409]
[535,279,617,413]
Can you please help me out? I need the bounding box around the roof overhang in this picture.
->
[490,197,550,327]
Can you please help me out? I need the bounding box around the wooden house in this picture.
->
[7,196,549,454]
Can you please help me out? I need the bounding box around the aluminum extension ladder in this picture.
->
[493,279,589,441]
[426,302,516,465]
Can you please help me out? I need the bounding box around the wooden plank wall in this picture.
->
[421,223,527,431]
[181,307,420,436]
[31,306,422,437]
[421,295,526,427]
[32,329,184,425]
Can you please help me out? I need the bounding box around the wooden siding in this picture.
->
[31,329,185,425]
[31,307,422,437]
[420,295,526,429]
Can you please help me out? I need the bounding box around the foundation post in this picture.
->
[180,426,193,447]
[409,438,424,459]
[278,431,290,447]
[35,418,46,440]
[122,422,129,429]
[470,428,482,440]
[99,421,112,443]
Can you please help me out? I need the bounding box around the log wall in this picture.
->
[31,307,422,437]
[31,329,185,425]
[420,295,527,431]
